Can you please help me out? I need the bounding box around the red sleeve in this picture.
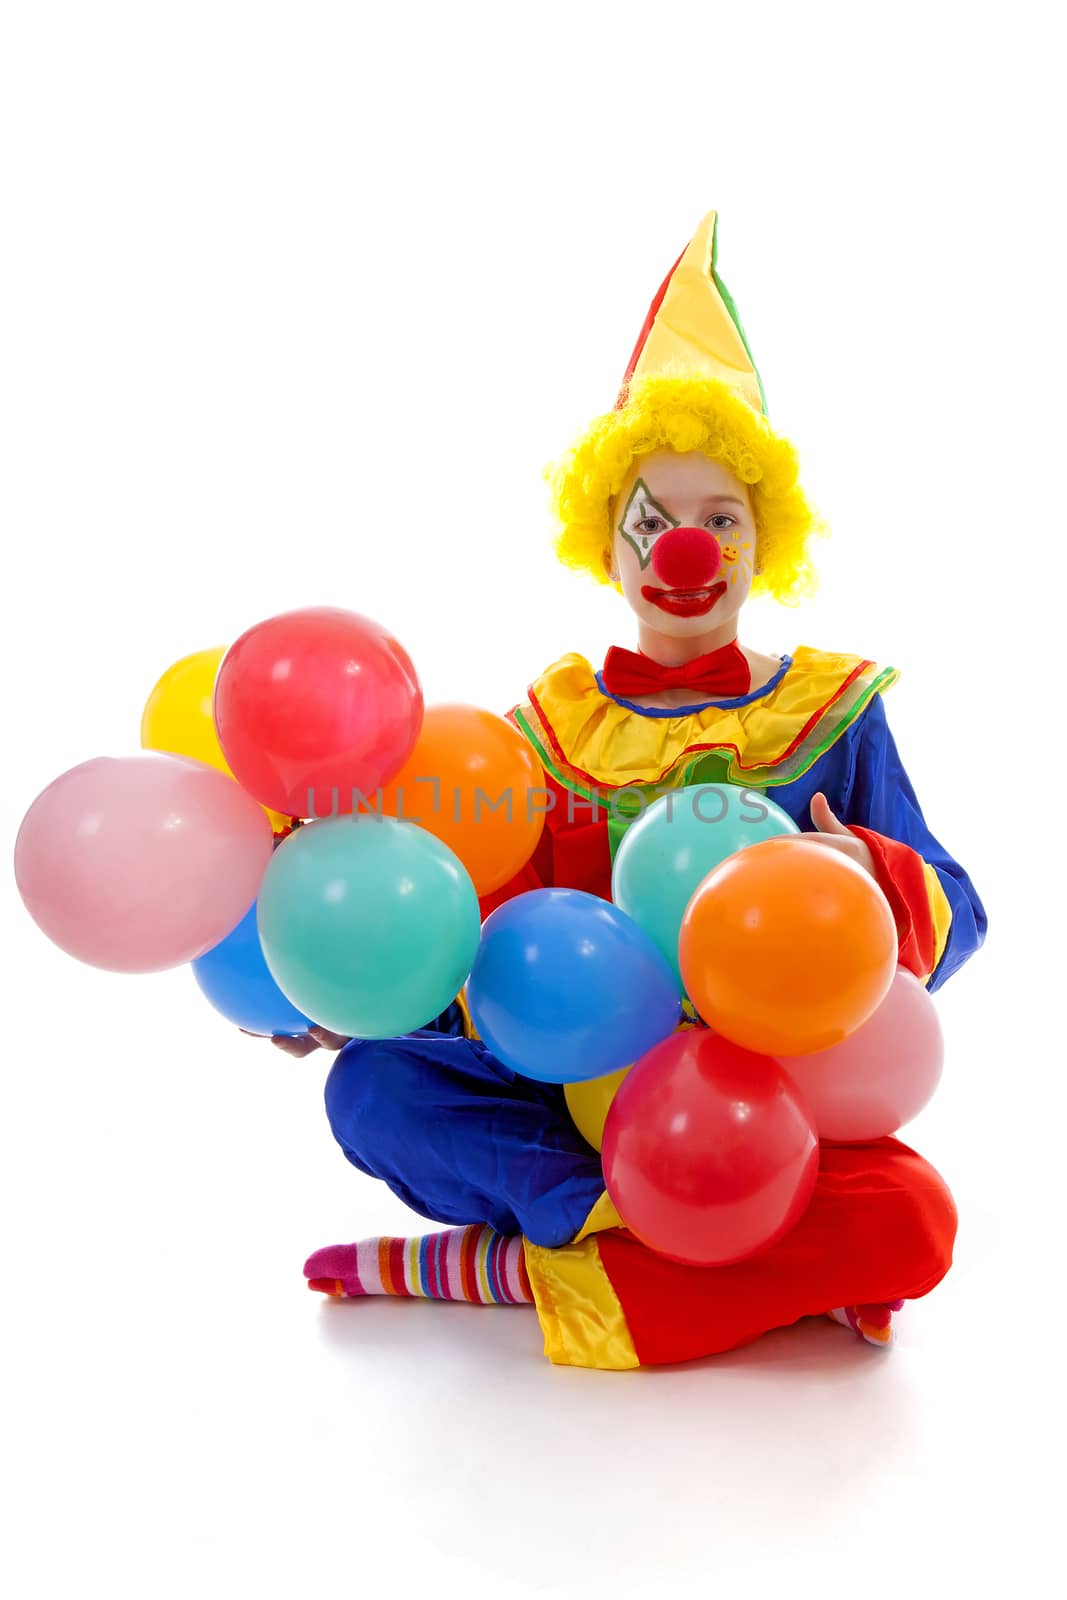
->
[846,824,937,981]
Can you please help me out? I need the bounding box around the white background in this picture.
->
[2,4,1063,1596]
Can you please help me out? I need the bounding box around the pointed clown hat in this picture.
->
[614,209,767,416]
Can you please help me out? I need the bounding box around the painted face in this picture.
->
[608,450,758,637]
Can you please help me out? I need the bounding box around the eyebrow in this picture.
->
[638,493,747,513]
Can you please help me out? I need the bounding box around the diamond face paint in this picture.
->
[618,478,679,571]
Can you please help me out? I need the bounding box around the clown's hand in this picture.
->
[795,792,878,881]
[238,1026,352,1058]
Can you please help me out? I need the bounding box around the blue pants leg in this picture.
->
[323,1027,605,1248]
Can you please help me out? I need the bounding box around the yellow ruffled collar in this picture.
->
[512,645,899,792]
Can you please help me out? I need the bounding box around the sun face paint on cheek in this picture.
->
[724,536,755,587]
[617,477,679,571]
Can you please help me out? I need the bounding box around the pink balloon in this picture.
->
[776,968,944,1141]
[14,754,274,973]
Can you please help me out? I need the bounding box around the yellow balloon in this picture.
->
[141,647,290,833]
[564,1065,632,1153]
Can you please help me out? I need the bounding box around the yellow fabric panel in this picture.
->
[522,645,899,791]
[454,985,479,1041]
[573,1190,624,1241]
[523,1235,639,1370]
[922,861,953,977]
[629,210,763,414]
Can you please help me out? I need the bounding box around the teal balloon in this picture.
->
[611,784,799,983]
[257,815,481,1039]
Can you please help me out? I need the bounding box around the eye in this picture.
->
[706,514,736,531]
[635,516,667,535]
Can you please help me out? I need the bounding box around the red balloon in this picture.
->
[602,1029,819,1267]
[214,607,423,817]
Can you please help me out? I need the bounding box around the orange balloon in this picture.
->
[678,836,897,1056]
[372,704,546,896]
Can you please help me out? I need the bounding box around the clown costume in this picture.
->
[296,211,987,1370]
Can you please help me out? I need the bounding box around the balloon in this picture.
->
[466,888,681,1084]
[602,1029,819,1267]
[564,1065,632,1152]
[214,607,423,818]
[14,754,273,972]
[776,967,944,1140]
[679,837,898,1055]
[192,901,311,1037]
[371,703,547,895]
[256,814,481,1039]
[140,646,290,832]
[612,784,799,982]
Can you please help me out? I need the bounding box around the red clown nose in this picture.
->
[650,526,723,588]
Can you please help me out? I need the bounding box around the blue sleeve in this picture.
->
[844,692,988,992]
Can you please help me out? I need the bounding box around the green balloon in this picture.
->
[611,784,799,983]
[257,815,481,1038]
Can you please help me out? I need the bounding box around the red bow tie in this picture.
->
[601,641,752,700]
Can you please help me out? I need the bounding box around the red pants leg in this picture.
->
[526,1137,957,1369]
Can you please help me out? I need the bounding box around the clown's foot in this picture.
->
[826,1299,905,1348]
[304,1224,534,1306]
[305,1228,908,1350]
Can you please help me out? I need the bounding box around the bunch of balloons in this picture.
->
[552,788,944,1268]
[15,627,946,1278]
[14,606,549,1041]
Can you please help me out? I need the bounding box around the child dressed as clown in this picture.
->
[287,211,987,1370]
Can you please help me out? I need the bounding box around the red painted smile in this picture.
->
[641,580,728,617]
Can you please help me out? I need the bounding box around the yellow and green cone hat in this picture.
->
[615,209,767,416]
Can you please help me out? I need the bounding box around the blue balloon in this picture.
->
[192,902,311,1037]
[466,888,682,1084]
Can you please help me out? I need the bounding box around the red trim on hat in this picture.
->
[615,244,687,409]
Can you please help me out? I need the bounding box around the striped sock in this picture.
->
[304,1224,534,1306]
[826,1299,905,1347]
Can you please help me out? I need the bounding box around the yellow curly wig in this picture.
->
[546,372,829,607]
